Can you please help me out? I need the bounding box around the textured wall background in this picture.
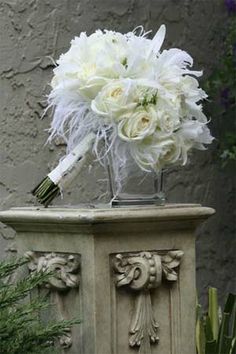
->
[0,0,235,305]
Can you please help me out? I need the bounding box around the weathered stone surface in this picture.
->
[0,0,235,307]
[0,205,215,354]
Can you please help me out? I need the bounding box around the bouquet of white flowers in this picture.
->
[32,25,213,206]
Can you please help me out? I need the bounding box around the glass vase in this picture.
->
[106,147,165,208]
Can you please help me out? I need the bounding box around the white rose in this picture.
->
[156,109,180,133]
[130,133,184,171]
[118,106,157,142]
[156,135,182,168]
[91,79,137,121]
[79,76,111,100]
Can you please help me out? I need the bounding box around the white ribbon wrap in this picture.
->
[48,132,96,186]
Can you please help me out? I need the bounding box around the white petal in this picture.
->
[165,48,193,68]
[147,24,166,57]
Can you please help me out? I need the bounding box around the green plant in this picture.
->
[0,257,80,354]
[196,287,236,354]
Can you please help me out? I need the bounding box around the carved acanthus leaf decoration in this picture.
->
[25,251,80,349]
[59,332,72,349]
[25,251,80,291]
[129,291,159,352]
[161,250,184,281]
[113,250,184,354]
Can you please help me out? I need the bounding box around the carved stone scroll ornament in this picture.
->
[25,251,80,291]
[25,251,80,348]
[113,250,184,354]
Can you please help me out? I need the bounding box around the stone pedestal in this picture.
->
[0,204,214,354]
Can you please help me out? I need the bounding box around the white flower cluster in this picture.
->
[48,25,213,171]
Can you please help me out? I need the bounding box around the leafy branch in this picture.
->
[0,257,80,354]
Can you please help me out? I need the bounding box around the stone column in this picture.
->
[0,204,214,354]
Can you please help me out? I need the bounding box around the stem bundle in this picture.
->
[32,177,60,207]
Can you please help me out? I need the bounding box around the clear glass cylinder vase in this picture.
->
[106,147,165,208]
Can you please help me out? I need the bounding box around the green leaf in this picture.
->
[196,303,206,354]
[209,287,219,341]
[205,315,214,342]
[224,294,235,315]
[230,338,236,354]
[0,257,28,279]
[218,313,231,354]
[217,292,236,354]
[206,340,217,354]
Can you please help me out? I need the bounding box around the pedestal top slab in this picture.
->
[0,204,215,229]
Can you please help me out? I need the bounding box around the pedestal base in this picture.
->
[0,204,214,354]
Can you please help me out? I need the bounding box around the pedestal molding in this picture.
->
[0,205,215,232]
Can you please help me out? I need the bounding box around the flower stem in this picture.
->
[32,176,60,207]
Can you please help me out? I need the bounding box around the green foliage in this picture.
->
[0,257,80,354]
[196,287,236,354]
[204,12,236,165]
[220,133,236,166]
[205,17,236,102]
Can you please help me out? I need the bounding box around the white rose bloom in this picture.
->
[156,110,180,134]
[78,76,111,100]
[130,133,183,171]
[118,106,157,142]
[156,136,183,168]
[91,79,137,121]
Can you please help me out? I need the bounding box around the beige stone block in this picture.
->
[0,204,214,354]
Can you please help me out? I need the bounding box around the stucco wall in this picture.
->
[0,0,235,305]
